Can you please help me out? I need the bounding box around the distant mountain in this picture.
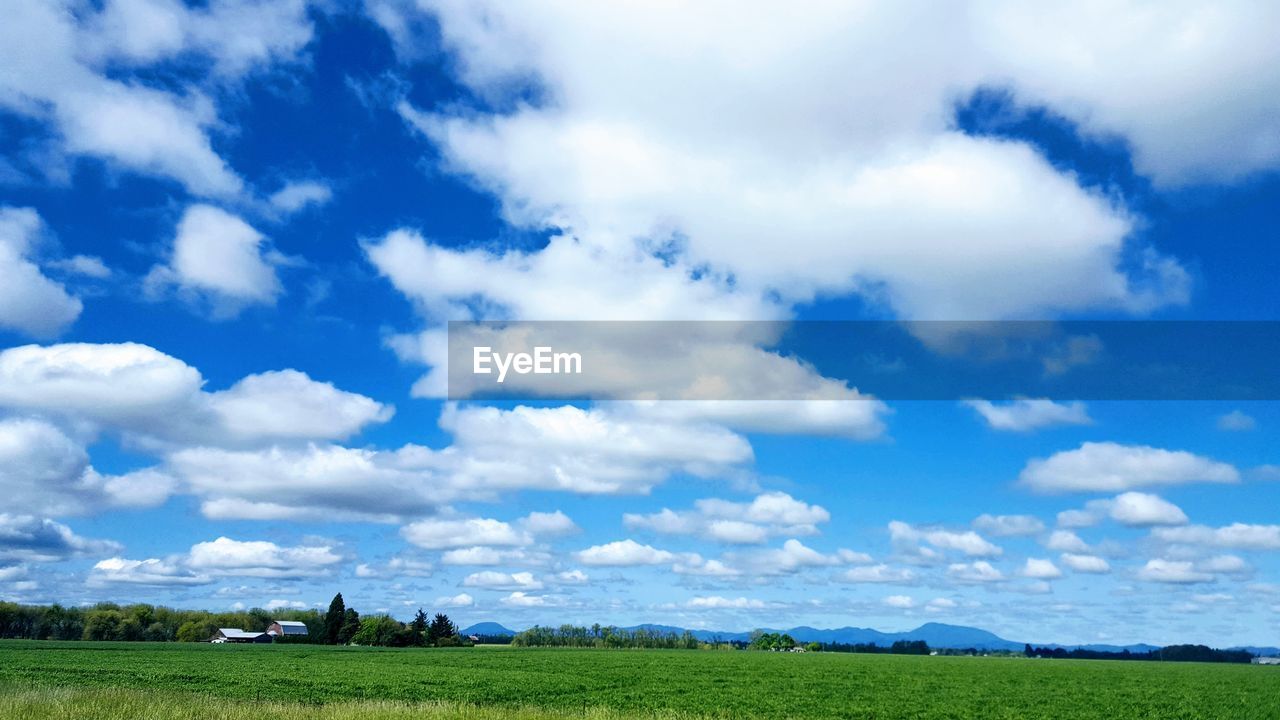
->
[461,622,516,637]
[472,620,1265,655]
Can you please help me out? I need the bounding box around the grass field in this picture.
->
[1,641,1277,719]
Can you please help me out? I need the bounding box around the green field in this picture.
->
[1,641,1277,719]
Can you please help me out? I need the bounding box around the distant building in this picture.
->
[210,628,272,644]
[267,620,309,638]
[1253,657,1280,665]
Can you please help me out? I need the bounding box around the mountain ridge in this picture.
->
[460,621,1272,654]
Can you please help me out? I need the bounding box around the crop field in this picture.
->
[1,641,1277,719]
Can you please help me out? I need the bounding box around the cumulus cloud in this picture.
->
[836,564,917,585]
[890,521,1002,558]
[0,207,82,337]
[208,370,394,443]
[685,596,767,610]
[267,180,333,214]
[147,205,287,314]
[1020,558,1062,580]
[964,399,1091,432]
[1059,553,1111,574]
[385,1,1217,329]
[90,535,342,586]
[1136,559,1213,585]
[947,561,1004,583]
[972,514,1045,537]
[724,539,861,577]
[1057,492,1189,529]
[462,571,543,591]
[401,518,530,550]
[1019,442,1239,493]
[0,1,315,196]
[0,417,175,516]
[435,592,474,608]
[574,539,675,567]
[883,595,916,609]
[1043,530,1091,553]
[625,491,829,545]
[1152,523,1280,551]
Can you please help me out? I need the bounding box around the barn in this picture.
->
[267,620,309,639]
[210,628,272,644]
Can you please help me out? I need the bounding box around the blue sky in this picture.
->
[2,1,1279,647]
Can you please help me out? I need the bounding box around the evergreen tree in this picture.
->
[324,593,345,645]
[410,608,429,647]
[339,608,361,645]
[428,613,455,646]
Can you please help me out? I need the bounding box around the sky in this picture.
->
[1,1,1279,647]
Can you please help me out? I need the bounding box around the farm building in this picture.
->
[267,620,309,638]
[210,628,272,644]
[1253,657,1280,665]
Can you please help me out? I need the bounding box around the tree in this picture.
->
[409,608,429,647]
[428,613,456,646]
[339,608,361,645]
[351,615,411,647]
[324,593,346,645]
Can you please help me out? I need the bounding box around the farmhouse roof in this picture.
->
[272,620,309,634]
[219,628,266,639]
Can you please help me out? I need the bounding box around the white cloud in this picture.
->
[1104,492,1189,527]
[0,343,203,427]
[1044,530,1090,553]
[147,205,285,313]
[726,538,855,577]
[883,595,916,609]
[402,518,530,550]
[208,370,394,442]
[0,417,174,516]
[925,597,958,612]
[1020,558,1062,580]
[574,539,674,567]
[0,207,82,337]
[1198,555,1249,575]
[947,561,1004,583]
[462,570,543,591]
[265,599,307,611]
[624,491,829,545]
[48,254,111,279]
[440,547,543,566]
[435,592,474,608]
[1,1,315,196]
[89,557,208,586]
[837,564,917,584]
[1217,410,1256,432]
[500,591,548,607]
[185,537,342,579]
[972,514,1045,537]
[268,180,333,213]
[390,1,1214,327]
[1059,553,1111,574]
[1152,523,1280,551]
[686,596,767,610]
[964,399,1091,432]
[1019,442,1239,493]
[518,510,579,537]
[1136,559,1213,584]
[555,569,588,584]
[890,521,1002,558]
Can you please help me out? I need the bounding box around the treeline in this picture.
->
[512,624,702,649]
[1024,643,1253,664]
[0,601,326,643]
[0,592,469,648]
[816,640,932,655]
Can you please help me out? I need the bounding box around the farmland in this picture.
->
[1,641,1277,719]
